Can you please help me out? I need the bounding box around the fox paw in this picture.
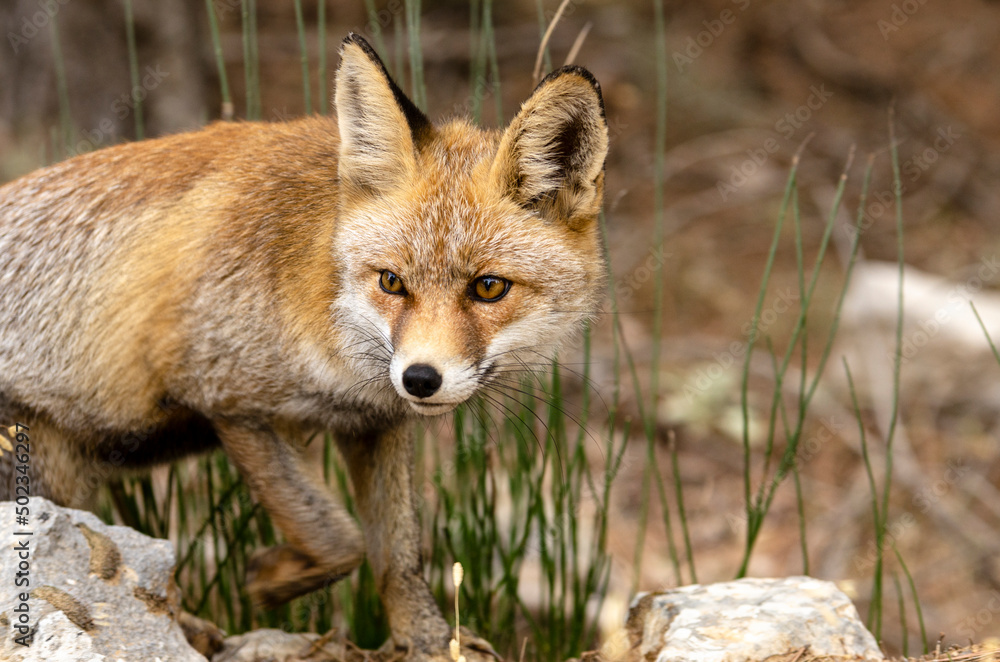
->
[382,627,502,662]
[246,544,358,609]
[177,611,225,659]
[452,627,502,662]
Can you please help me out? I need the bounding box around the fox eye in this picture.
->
[380,270,407,295]
[471,276,510,302]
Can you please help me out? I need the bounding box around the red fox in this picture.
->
[0,34,608,659]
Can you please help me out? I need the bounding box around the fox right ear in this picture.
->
[491,66,609,230]
[335,34,432,194]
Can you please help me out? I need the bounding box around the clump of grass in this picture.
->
[733,144,862,578]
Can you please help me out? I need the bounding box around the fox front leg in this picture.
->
[213,421,365,608]
[336,424,500,662]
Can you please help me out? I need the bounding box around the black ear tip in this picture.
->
[341,32,376,57]
[335,31,433,145]
[342,32,364,46]
[536,65,606,120]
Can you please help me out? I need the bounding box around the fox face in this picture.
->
[331,35,609,416]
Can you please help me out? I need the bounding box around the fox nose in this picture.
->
[402,364,442,398]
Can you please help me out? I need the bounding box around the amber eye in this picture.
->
[471,275,510,302]
[380,270,407,295]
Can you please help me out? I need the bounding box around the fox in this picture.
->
[0,33,608,659]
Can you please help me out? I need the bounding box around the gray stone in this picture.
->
[0,496,205,661]
[212,629,349,662]
[614,576,883,662]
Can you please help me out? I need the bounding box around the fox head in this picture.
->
[331,34,608,416]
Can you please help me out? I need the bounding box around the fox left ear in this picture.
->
[335,34,432,195]
[491,66,609,229]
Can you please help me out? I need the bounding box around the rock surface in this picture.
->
[607,576,884,662]
[212,629,350,662]
[0,496,205,661]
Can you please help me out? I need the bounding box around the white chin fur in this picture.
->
[407,401,460,416]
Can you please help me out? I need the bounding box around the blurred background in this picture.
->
[3,0,1000,656]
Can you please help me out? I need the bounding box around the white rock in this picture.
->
[843,260,1000,348]
[620,576,883,662]
[212,629,343,662]
[7,611,106,662]
[0,497,204,661]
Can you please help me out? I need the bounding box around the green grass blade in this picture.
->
[406,0,426,112]
[971,302,1000,366]
[204,0,233,118]
[123,0,144,140]
[845,357,883,636]
[670,432,697,583]
[241,0,261,120]
[894,545,928,654]
[651,441,682,584]
[892,571,908,657]
[804,153,874,406]
[533,0,553,76]
[293,0,312,114]
[317,0,327,114]
[883,109,905,525]
[792,465,809,574]
[650,0,668,434]
[865,110,908,643]
[483,0,501,124]
[48,13,72,155]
